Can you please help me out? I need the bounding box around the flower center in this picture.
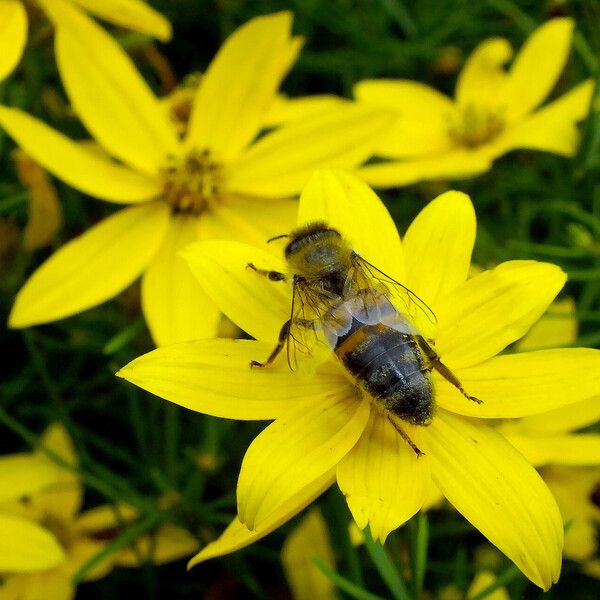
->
[448,104,505,148]
[161,150,224,215]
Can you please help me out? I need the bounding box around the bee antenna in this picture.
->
[267,233,289,244]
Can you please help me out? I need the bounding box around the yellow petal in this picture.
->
[142,216,221,346]
[46,0,179,174]
[189,470,335,567]
[403,190,475,313]
[199,194,298,249]
[455,38,512,110]
[116,524,198,566]
[504,18,575,121]
[0,0,27,81]
[435,260,566,368]
[504,432,600,467]
[281,509,337,600]
[32,423,82,521]
[186,12,301,162]
[228,105,393,198]
[490,79,594,158]
[516,297,577,351]
[182,240,289,342]
[519,395,600,435]
[435,348,600,418]
[424,411,563,590]
[9,202,169,328]
[116,339,350,420]
[354,79,456,158]
[266,94,349,126]
[67,539,114,581]
[237,394,370,529]
[6,571,74,600]
[0,514,65,572]
[0,106,161,203]
[69,0,172,41]
[75,504,138,534]
[357,150,491,189]
[467,571,510,600]
[297,170,405,283]
[0,454,61,503]
[38,423,77,469]
[14,151,63,251]
[336,412,428,543]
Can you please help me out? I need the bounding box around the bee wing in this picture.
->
[285,280,340,374]
[349,252,437,337]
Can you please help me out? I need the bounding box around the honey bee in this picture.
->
[248,222,481,455]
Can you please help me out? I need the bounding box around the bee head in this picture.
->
[284,222,348,276]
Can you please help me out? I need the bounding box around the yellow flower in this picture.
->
[281,508,336,600]
[118,170,600,590]
[355,18,595,188]
[0,5,390,346]
[543,466,600,562]
[0,0,170,81]
[0,423,197,600]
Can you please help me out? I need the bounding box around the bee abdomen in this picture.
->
[335,322,434,425]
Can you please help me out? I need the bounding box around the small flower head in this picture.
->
[118,170,600,590]
[355,18,595,187]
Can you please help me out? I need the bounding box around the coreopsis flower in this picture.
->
[0,423,197,599]
[118,170,600,590]
[0,0,170,81]
[0,5,390,346]
[355,18,595,188]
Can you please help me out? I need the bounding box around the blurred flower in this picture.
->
[0,6,390,346]
[0,0,170,81]
[0,423,196,600]
[281,508,336,600]
[541,466,600,567]
[13,150,63,251]
[355,18,595,187]
[438,570,510,600]
[117,170,600,590]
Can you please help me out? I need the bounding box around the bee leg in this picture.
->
[415,336,483,404]
[246,262,286,282]
[386,415,424,458]
[250,320,290,368]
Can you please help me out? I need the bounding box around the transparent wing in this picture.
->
[285,279,340,373]
[349,252,437,333]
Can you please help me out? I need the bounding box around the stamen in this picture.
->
[161,149,224,215]
[448,104,505,148]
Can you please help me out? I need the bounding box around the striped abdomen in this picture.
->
[334,320,434,425]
